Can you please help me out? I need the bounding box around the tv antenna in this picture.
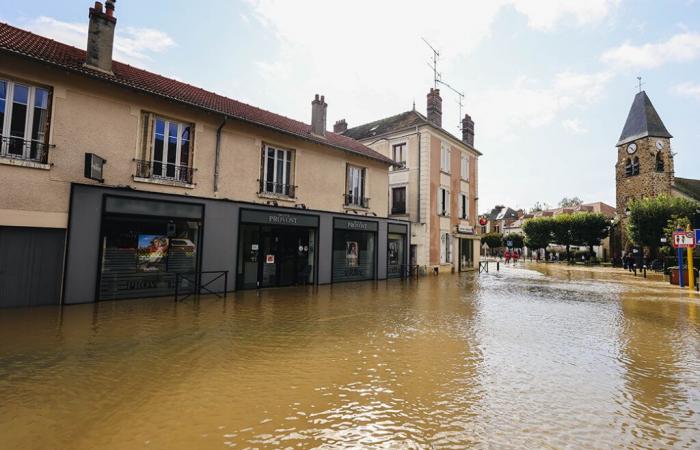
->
[422,37,466,132]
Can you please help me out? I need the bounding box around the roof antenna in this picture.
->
[637,76,644,93]
[422,37,466,132]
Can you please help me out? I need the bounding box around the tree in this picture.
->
[559,196,583,208]
[522,217,553,254]
[626,195,699,257]
[502,232,524,249]
[662,214,692,249]
[573,212,610,258]
[529,201,551,213]
[482,232,504,254]
[551,214,581,262]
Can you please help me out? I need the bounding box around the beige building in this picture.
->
[0,2,410,307]
[341,89,481,272]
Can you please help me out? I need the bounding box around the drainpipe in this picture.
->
[214,116,228,192]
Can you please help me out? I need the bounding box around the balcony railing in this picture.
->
[391,205,406,215]
[0,136,50,164]
[344,194,370,209]
[135,159,194,184]
[258,179,296,198]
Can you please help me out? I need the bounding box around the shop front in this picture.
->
[387,222,408,278]
[456,224,477,272]
[98,195,204,301]
[237,209,318,289]
[332,218,378,282]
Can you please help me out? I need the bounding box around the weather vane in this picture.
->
[637,76,644,93]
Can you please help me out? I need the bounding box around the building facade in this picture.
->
[341,89,481,273]
[0,3,409,307]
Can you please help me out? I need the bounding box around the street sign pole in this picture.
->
[677,228,684,288]
[688,226,695,291]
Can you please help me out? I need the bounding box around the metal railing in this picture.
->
[174,270,228,302]
[391,204,406,215]
[135,159,194,184]
[0,136,50,164]
[344,194,370,209]
[258,179,296,198]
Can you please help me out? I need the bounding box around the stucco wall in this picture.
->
[0,54,389,228]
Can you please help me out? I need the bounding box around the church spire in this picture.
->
[617,90,672,146]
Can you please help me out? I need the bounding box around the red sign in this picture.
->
[672,232,696,249]
[479,217,488,226]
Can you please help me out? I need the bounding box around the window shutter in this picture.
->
[446,190,451,216]
[437,188,442,215]
[187,124,195,168]
[140,112,154,161]
[361,167,367,200]
[260,144,266,191]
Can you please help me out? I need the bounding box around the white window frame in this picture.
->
[437,187,450,216]
[440,142,451,173]
[460,192,469,220]
[346,164,367,206]
[262,144,294,196]
[391,142,407,169]
[461,154,469,180]
[151,116,192,179]
[0,79,50,160]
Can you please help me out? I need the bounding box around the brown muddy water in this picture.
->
[1,265,699,449]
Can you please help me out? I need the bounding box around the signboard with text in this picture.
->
[672,231,696,249]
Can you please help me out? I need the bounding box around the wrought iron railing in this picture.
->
[0,136,50,164]
[174,270,229,302]
[344,193,370,209]
[135,159,194,184]
[258,179,296,198]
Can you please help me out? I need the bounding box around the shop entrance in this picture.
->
[237,210,318,290]
[459,238,475,272]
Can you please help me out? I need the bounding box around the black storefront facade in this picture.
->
[62,184,410,305]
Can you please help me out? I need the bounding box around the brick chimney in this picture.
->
[85,1,117,73]
[426,88,442,127]
[311,94,327,137]
[333,119,347,134]
[462,114,475,147]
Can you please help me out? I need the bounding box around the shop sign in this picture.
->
[241,209,318,227]
[84,153,106,183]
[672,231,696,249]
[457,224,474,234]
[335,218,378,232]
[388,223,408,234]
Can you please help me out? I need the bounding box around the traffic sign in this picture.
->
[696,229,700,243]
[672,231,696,249]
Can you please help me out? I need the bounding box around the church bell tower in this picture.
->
[615,90,674,216]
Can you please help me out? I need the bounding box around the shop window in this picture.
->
[137,114,194,184]
[392,142,407,169]
[391,186,406,215]
[345,165,369,208]
[437,187,450,216]
[440,142,451,173]
[260,144,295,197]
[0,78,51,163]
[332,229,376,282]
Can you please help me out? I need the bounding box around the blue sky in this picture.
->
[2,0,699,212]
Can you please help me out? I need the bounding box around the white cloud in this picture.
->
[562,118,588,135]
[22,16,175,64]
[671,81,700,100]
[510,0,619,31]
[601,31,700,70]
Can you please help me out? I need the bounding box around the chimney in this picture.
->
[462,114,475,147]
[85,0,117,73]
[333,119,347,134]
[426,88,442,127]
[311,94,327,137]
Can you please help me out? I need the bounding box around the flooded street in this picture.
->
[1,265,699,449]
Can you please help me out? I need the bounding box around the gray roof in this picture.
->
[673,177,700,202]
[617,91,672,146]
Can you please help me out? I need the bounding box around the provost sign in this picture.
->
[672,231,696,249]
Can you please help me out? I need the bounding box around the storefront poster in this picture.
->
[137,235,169,272]
[346,241,359,267]
[388,241,400,265]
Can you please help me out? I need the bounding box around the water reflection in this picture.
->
[0,266,698,449]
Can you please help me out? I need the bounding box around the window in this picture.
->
[461,154,469,180]
[631,156,640,176]
[261,144,294,197]
[437,187,450,216]
[655,152,664,172]
[625,158,633,176]
[346,165,368,208]
[459,193,468,219]
[440,142,451,173]
[392,143,407,169]
[0,78,51,163]
[138,114,194,184]
[441,232,453,263]
[391,186,406,214]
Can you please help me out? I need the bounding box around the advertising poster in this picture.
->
[388,240,399,265]
[346,241,359,267]
[137,235,169,272]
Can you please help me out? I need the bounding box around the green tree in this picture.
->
[502,232,524,248]
[559,196,583,208]
[662,214,692,248]
[522,217,553,254]
[573,212,610,258]
[551,214,581,262]
[482,232,504,254]
[626,195,699,257]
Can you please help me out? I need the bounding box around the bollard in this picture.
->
[633,264,637,276]
[643,266,647,278]
[497,261,500,271]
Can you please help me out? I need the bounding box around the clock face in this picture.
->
[656,140,664,150]
[627,143,637,155]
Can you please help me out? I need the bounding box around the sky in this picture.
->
[1,0,699,212]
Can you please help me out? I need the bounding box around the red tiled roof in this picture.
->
[0,22,393,165]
